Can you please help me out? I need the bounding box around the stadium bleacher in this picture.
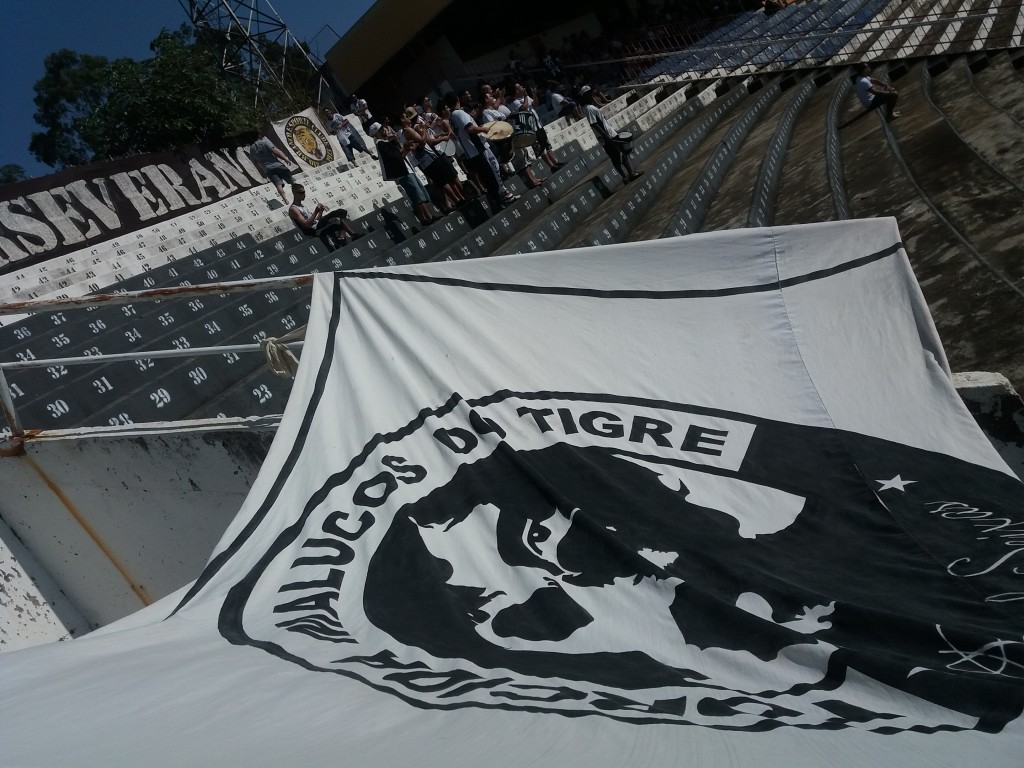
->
[2,0,1024,436]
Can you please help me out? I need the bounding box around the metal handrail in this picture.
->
[0,275,314,441]
[0,274,314,317]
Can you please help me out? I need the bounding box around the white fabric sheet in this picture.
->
[2,219,1021,767]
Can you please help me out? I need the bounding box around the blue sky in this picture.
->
[1,0,376,179]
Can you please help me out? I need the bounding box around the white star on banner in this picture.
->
[876,475,917,492]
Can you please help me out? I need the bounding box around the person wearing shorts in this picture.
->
[288,183,361,251]
[250,135,296,203]
[400,108,465,212]
[369,121,439,226]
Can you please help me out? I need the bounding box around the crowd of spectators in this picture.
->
[305,72,618,231]
[249,9,724,248]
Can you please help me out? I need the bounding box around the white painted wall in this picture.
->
[0,423,274,650]
[0,513,89,650]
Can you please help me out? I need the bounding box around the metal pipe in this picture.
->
[0,341,305,371]
[0,274,315,317]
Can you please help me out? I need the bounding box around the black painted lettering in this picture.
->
[382,455,427,484]
[681,425,728,456]
[293,537,355,567]
[273,590,337,614]
[279,568,344,593]
[628,416,673,447]
[352,471,398,507]
[557,408,579,435]
[434,427,478,454]
[469,409,507,439]
[322,510,374,541]
[517,406,555,433]
[580,411,624,438]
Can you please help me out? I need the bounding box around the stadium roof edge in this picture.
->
[324,0,456,95]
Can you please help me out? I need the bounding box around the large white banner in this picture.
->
[2,219,1022,766]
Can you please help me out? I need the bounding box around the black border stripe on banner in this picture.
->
[338,242,904,299]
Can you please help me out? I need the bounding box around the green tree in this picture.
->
[29,49,114,168]
[0,164,27,184]
[30,26,261,169]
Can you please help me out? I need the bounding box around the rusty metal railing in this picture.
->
[0,276,313,443]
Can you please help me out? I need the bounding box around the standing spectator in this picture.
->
[854,63,900,120]
[581,86,642,184]
[350,94,374,131]
[323,107,377,163]
[444,92,519,209]
[249,134,297,204]
[420,95,439,128]
[368,121,439,227]
[482,92,544,189]
[401,108,465,213]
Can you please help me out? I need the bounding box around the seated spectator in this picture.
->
[548,82,583,121]
[323,107,377,163]
[250,134,297,204]
[368,121,440,227]
[761,0,784,16]
[587,86,611,107]
[853,63,900,120]
[288,183,360,251]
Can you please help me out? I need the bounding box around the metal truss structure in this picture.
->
[178,0,330,109]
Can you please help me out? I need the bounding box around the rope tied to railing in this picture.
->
[260,326,306,378]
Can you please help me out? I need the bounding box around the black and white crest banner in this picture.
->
[2,219,1022,766]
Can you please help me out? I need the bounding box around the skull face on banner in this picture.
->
[230,394,1024,733]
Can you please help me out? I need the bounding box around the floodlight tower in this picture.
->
[178,0,330,110]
